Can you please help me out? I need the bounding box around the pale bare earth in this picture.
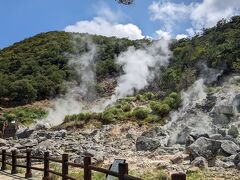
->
[0,170,41,180]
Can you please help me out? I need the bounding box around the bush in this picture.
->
[64,112,92,122]
[133,108,149,120]
[162,97,175,107]
[122,103,131,112]
[151,103,171,116]
[142,92,155,100]
[144,114,158,123]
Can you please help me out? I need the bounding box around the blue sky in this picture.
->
[1,0,240,48]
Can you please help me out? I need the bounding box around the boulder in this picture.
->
[228,125,239,138]
[136,136,160,151]
[186,137,221,160]
[16,128,34,139]
[220,140,240,156]
[192,156,208,168]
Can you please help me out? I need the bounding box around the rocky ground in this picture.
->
[1,75,240,179]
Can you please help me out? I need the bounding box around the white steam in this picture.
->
[37,36,97,127]
[116,40,170,98]
[37,37,172,127]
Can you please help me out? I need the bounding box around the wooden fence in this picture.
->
[0,149,142,180]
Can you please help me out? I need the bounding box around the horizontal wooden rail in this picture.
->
[0,149,145,180]
[67,162,84,168]
[30,166,44,172]
[48,157,62,163]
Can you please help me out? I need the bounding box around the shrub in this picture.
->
[142,92,155,100]
[133,108,149,120]
[151,103,171,116]
[162,97,175,107]
[122,103,131,112]
[144,114,158,123]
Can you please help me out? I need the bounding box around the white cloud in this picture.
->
[186,28,195,37]
[190,0,240,29]
[149,1,193,32]
[149,0,240,38]
[64,6,144,40]
[156,29,171,40]
[176,34,188,40]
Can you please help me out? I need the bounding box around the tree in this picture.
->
[10,79,37,104]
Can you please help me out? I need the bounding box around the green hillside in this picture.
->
[0,15,240,110]
[0,32,145,106]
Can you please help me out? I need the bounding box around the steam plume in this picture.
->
[37,36,97,127]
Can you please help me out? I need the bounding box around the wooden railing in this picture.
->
[0,149,141,180]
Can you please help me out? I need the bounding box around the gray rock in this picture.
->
[215,105,234,115]
[215,159,235,168]
[190,132,210,140]
[170,153,183,164]
[32,147,46,157]
[233,153,240,165]
[186,137,221,160]
[220,140,240,156]
[55,130,67,138]
[222,154,237,162]
[218,129,226,137]
[213,113,231,125]
[141,127,166,138]
[136,136,160,151]
[228,125,239,138]
[73,156,84,164]
[16,128,34,139]
[0,138,7,146]
[209,134,224,140]
[186,135,195,147]
[192,156,208,168]
[175,126,192,145]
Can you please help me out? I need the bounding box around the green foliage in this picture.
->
[0,32,144,107]
[133,107,150,120]
[101,107,125,124]
[151,102,171,116]
[64,112,91,123]
[1,107,46,125]
[150,92,181,117]
[122,103,132,112]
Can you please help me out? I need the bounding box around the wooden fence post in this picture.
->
[119,163,128,180]
[43,151,49,180]
[84,156,92,180]
[25,149,32,178]
[1,149,6,171]
[11,150,17,174]
[62,154,68,180]
[171,172,186,180]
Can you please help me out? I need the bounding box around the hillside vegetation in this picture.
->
[0,16,240,126]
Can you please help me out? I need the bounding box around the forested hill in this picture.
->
[0,16,240,107]
[0,32,146,106]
